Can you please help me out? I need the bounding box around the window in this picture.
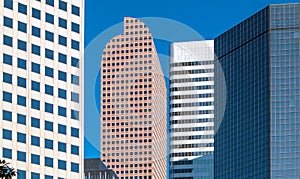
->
[4,0,13,10]
[58,89,67,99]
[17,95,26,106]
[18,21,27,32]
[45,85,53,95]
[18,40,27,51]
[58,53,67,64]
[58,142,66,152]
[45,13,54,24]
[45,49,54,59]
[71,162,79,172]
[59,18,67,28]
[71,75,79,85]
[58,160,66,170]
[31,136,40,146]
[3,148,12,159]
[71,57,79,67]
[31,81,40,92]
[31,154,40,165]
[3,110,12,121]
[3,91,12,103]
[45,175,53,179]
[31,172,39,179]
[17,151,26,162]
[18,3,27,15]
[45,67,54,77]
[3,129,12,140]
[4,17,13,28]
[71,22,79,33]
[71,127,79,138]
[31,44,40,55]
[71,40,80,50]
[31,62,40,73]
[45,157,53,167]
[59,0,67,11]
[71,145,79,155]
[31,99,40,110]
[45,139,53,149]
[71,92,79,103]
[32,8,40,19]
[3,54,12,65]
[46,0,54,6]
[45,103,53,113]
[45,31,54,41]
[17,77,26,88]
[59,35,67,46]
[32,26,40,37]
[3,73,12,84]
[3,35,12,47]
[58,124,66,134]
[72,5,80,16]
[71,110,79,120]
[45,121,53,131]
[18,58,26,69]
[31,117,40,128]
[17,132,26,143]
[17,114,26,125]
[58,71,67,81]
[58,106,67,117]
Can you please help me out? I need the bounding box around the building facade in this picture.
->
[169,41,214,179]
[0,0,84,178]
[214,3,300,178]
[84,158,118,179]
[100,17,167,179]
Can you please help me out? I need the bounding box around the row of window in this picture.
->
[105,42,152,50]
[3,53,79,68]
[170,126,214,132]
[171,134,214,141]
[4,0,80,17]
[103,157,153,163]
[170,68,214,75]
[103,54,152,61]
[171,143,214,149]
[171,102,213,108]
[15,170,65,179]
[171,110,214,116]
[102,114,152,121]
[171,118,213,124]
[170,77,214,84]
[2,92,79,120]
[171,93,213,100]
[170,85,213,92]
[171,151,213,157]
[3,34,80,51]
[170,61,214,67]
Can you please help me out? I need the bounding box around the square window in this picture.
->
[71,92,79,103]
[58,53,67,64]
[31,172,39,179]
[58,124,66,134]
[46,0,54,6]
[17,95,26,106]
[17,151,26,162]
[71,40,80,50]
[3,54,13,65]
[3,129,12,140]
[45,49,54,59]
[18,170,26,179]
[3,73,12,84]
[31,99,40,110]
[71,145,79,155]
[32,26,40,37]
[58,71,67,81]
[31,154,40,165]
[18,40,27,51]
[71,127,79,138]
[59,35,67,46]
[58,89,67,99]
[45,31,54,41]
[45,157,53,167]
[18,58,27,69]
[58,106,67,117]
[3,148,12,159]
[45,121,53,131]
[17,77,26,88]
[18,21,27,32]
[72,5,80,16]
[3,35,13,47]
[71,57,79,67]
[4,17,13,28]
[45,139,53,149]
[45,13,54,24]
[31,81,40,92]
[32,44,40,55]
[59,0,67,11]
[58,142,66,152]
[3,91,12,103]
[17,114,26,125]
[45,175,53,179]
[59,18,67,28]
[31,62,40,73]
[17,132,26,143]
[71,75,79,85]
[4,0,13,10]
[71,163,79,172]
[3,110,12,121]
[71,22,79,33]
[45,67,54,77]
[18,3,27,15]
[31,136,40,146]
[71,109,79,120]
[32,8,40,19]
[45,85,53,95]
[45,103,53,113]
[31,117,40,128]
[58,160,67,170]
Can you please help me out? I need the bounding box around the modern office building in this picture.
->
[84,158,118,179]
[214,3,300,178]
[100,17,167,179]
[0,0,84,178]
[169,41,214,179]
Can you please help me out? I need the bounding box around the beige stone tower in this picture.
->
[100,17,167,179]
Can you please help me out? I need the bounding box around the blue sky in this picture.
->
[84,0,300,158]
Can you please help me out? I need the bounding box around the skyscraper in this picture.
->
[0,0,84,178]
[214,3,300,178]
[100,17,167,179]
[84,158,118,179]
[169,41,214,179]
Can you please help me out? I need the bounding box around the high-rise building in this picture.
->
[214,3,300,178]
[100,17,167,179]
[0,0,84,178]
[84,158,118,179]
[169,41,214,179]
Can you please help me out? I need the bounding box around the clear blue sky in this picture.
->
[84,0,300,158]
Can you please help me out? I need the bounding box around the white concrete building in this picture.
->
[0,0,84,178]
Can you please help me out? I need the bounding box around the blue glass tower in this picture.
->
[214,3,300,178]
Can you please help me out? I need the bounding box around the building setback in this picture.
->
[100,17,167,179]
[84,158,118,179]
[214,3,300,178]
[0,0,84,178]
[169,41,214,179]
